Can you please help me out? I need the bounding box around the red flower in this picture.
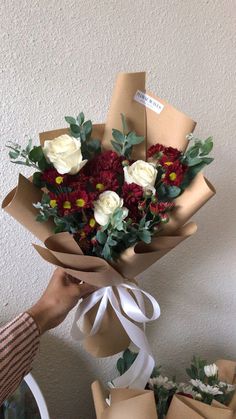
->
[148,143,182,166]
[122,183,143,207]
[49,192,74,216]
[41,169,68,186]
[67,173,90,190]
[147,143,166,159]
[69,190,90,210]
[93,170,120,193]
[84,150,124,177]
[150,201,174,216]
[163,161,187,186]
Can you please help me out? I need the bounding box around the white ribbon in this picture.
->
[71,282,160,389]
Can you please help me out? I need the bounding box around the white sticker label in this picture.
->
[134,90,164,114]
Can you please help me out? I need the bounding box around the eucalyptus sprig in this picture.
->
[111,113,144,159]
[65,112,101,159]
[6,139,51,173]
[181,134,214,187]
[95,210,152,261]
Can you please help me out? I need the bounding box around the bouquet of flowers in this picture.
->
[6,114,213,262]
[2,72,215,388]
[91,350,236,419]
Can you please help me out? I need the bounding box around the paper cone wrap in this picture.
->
[2,72,215,358]
[166,395,233,419]
[91,380,158,419]
[166,359,236,419]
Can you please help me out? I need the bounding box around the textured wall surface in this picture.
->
[0,0,235,418]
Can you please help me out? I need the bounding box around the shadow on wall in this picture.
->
[32,333,96,419]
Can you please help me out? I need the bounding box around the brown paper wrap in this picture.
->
[2,72,215,357]
[166,359,236,419]
[91,380,158,419]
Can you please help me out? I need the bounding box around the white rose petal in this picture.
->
[43,134,87,175]
[94,191,128,226]
[124,160,157,193]
[204,363,218,378]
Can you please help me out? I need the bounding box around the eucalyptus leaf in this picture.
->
[112,129,125,144]
[65,116,77,125]
[29,146,44,163]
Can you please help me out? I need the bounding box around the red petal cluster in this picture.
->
[147,143,181,165]
[92,170,120,193]
[163,160,188,186]
[84,150,124,177]
[122,183,143,206]
[41,168,68,186]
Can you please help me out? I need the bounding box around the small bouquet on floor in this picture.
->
[91,350,236,419]
[2,72,215,389]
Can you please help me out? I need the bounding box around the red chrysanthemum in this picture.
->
[69,190,90,210]
[67,172,90,191]
[84,150,124,177]
[147,143,166,159]
[122,182,143,207]
[48,192,74,216]
[41,168,68,186]
[163,161,188,186]
[93,170,120,194]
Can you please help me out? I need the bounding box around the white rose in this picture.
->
[204,364,218,377]
[43,134,87,175]
[124,160,157,192]
[94,190,128,226]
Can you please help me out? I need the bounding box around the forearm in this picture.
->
[0,313,40,405]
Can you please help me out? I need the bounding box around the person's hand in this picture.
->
[27,268,96,334]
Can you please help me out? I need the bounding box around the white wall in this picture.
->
[0,0,235,418]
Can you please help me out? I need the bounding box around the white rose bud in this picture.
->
[43,134,87,175]
[204,364,218,377]
[94,191,128,226]
[124,160,157,193]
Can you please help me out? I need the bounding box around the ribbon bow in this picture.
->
[71,282,160,389]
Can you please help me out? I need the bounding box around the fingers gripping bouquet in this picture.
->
[2,72,215,388]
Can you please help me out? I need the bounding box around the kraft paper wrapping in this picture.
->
[2,72,215,357]
[91,380,158,419]
[166,360,236,419]
[166,395,234,419]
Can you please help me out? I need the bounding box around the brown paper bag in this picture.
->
[166,395,234,419]
[91,380,158,419]
[2,72,215,357]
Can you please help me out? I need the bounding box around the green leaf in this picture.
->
[112,129,125,144]
[166,186,181,198]
[138,229,151,243]
[41,193,50,205]
[38,155,51,171]
[70,124,81,134]
[33,172,43,188]
[9,150,20,159]
[77,112,85,125]
[29,146,44,162]
[111,140,122,154]
[127,132,144,145]
[65,116,77,125]
[96,230,107,245]
[25,139,33,154]
[102,242,111,260]
[107,236,117,246]
[83,120,92,137]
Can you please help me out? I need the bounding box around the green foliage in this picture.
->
[181,135,214,189]
[65,112,101,159]
[6,140,51,172]
[93,211,154,261]
[111,114,144,158]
